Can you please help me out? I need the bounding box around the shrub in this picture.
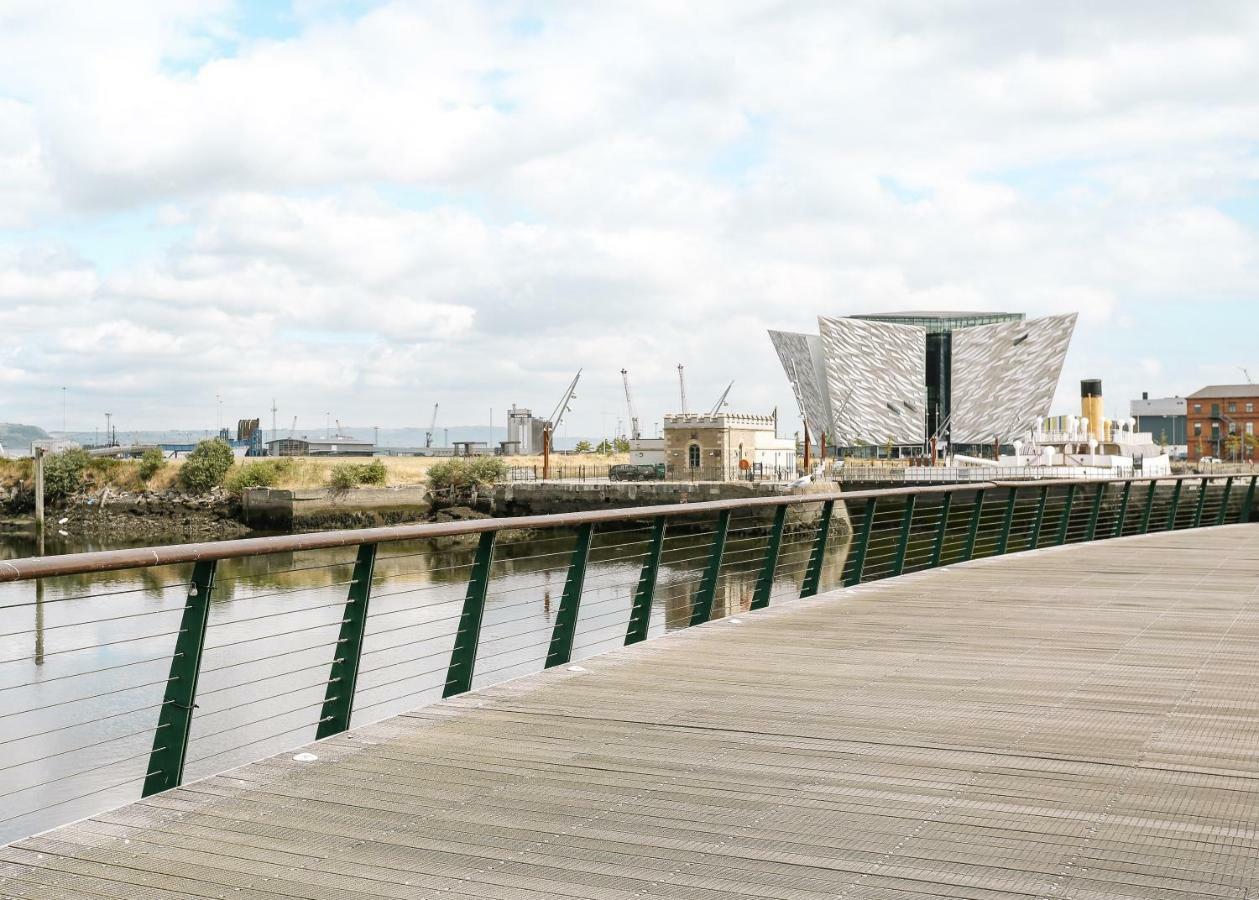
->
[42,449,90,500]
[426,457,505,493]
[138,448,166,482]
[225,458,294,491]
[358,459,387,485]
[327,459,389,491]
[180,440,235,493]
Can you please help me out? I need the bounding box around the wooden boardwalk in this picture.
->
[3,525,1258,899]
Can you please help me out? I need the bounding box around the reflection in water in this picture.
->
[0,516,851,843]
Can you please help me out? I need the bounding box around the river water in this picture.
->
[0,518,852,843]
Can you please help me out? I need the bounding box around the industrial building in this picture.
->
[265,436,375,457]
[770,310,1077,456]
[1186,385,1259,461]
[1130,393,1187,456]
[663,413,796,480]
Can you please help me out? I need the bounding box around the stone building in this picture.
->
[662,413,796,480]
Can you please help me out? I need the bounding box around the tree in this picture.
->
[595,438,613,455]
[574,440,593,453]
[1225,432,1243,461]
[612,436,630,453]
[1245,432,1259,460]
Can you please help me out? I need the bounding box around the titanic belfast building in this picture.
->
[769,311,1077,457]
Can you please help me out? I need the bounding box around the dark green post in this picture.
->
[751,505,787,610]
[625,517,667,644]
[1164,480,1183,531]
[994,487,1018,556]
[689,510,731,625]
[890,495,917,577]
[546,524,594,668]
[1027,486,1049,550]
[1085,483,1105,542]
[928,493,952,568]
[442,531,497,698]
[143,560,216,797]
[1113,481,1132,538]
[1215,477,1233,526]
[1055,483,1077,546]
[845,498,878,586]
[1242,476,1258,523]
[800,500,836,597]
[1139,480,1158,534]
[1191,478,1209,529]
[316,544,377,740]
[960,489,985,562]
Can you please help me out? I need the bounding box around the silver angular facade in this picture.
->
[769,311,1076,450]
[819,317,927,445]
[950,313,1078,445]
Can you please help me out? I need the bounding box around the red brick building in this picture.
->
[1186,385,1259,461]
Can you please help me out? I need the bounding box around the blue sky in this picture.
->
[0,1,1257,437]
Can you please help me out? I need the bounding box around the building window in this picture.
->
[1194,422,1202,435]
[1248,422,1255,436]
[1247,403,1254,413]
[688,443,700,468]
[1212,403,1221,417]
[1194,403,1202,413]
[1229,402,1237,413]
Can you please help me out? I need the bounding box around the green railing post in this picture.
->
[994,487,1018,556]
[960,489,985,562]
[689,510,731,625]
[1139,480,1158,534]
[1191,478,1209,529]
[1242,476,1258,523]
[625,516,667,644]
[1164,480,1183,531]
[800,500,836,597]
[845,498,878,586]
[315,543,377,740]
[546,523,594,668]
[751,505,787,610]
[143,560,216,798]
[1085,483,1105,542]
[1215,477,1233,527]
[928,493,952,568]
[1113,481,1132,538]
[1055,483,1077,546]
[1027,486,1049,550]
[442,531,497,699]
[890,495,917,577]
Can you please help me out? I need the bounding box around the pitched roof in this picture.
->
[1187,384,1259,399]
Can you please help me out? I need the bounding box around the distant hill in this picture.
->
[0,422,50,454]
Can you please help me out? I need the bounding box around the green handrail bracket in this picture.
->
[1055,483,1077,546]
[546,523,595,668]
[625,517,667,643]
[1242,476,1257,523]
[929,493,952,568]
[751,505,787,610]
[690,510,731,625]
[143,559,216,798]
[1165,480,1183,531]
[1085,483,1105,542]
[890,495,917,577]
[800,500,836,597]
[1139,480,1158,534]
[442,531,497,698]
[845,498,878,586]
[316,543,378,740]
[1113,481,1132,538]
[994,487,1018,556]
[1215,477,1234,526]
[1027,486,1049,551]
[1191,479,1209,529]
[960,490,985,563]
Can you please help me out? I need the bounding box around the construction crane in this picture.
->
[708,380,733,415]
[542,370,582,478]
[620,369,641,440]
[425,403,439,448]
[1241,367,1254,384]
[288,417,297,438]
[677,364,688,414]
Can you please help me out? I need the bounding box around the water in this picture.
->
[0,518,851,843]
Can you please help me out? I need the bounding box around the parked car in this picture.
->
[609,463,665,482]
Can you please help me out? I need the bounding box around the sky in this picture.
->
[1,0,1257,439]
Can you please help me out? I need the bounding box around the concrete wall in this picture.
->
[241,486,431,530]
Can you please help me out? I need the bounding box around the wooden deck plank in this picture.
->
[3,525,1258,898]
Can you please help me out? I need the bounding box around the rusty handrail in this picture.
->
[0,472,1227,583]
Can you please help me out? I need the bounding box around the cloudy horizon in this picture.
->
[2,1,1257,436]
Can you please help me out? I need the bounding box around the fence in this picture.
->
[0,473,1253,843]
[839,465,1135,483]
[509,464,798,482]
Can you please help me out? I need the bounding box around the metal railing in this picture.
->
[839,465,1137,483]
[0,473,1253,843]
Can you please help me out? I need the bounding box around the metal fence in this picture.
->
[839,465,1136,483]
[0,473,1253,843]
[509,464,798,483]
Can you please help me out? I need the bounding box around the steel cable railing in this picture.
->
[0,473,1251,845]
